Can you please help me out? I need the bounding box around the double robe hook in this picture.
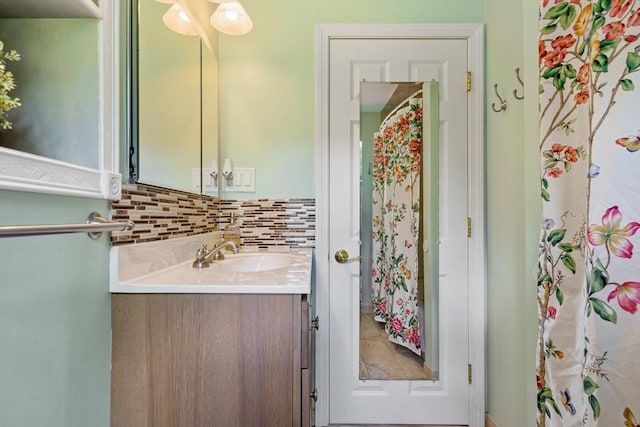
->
[491,68,525,113]
[513,68,525,100]
[491,83,507,112]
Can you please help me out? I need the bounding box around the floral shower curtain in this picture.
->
[537,1,640,426]
[371,96,423,355]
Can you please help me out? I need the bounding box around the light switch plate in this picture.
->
[222,167,255,192]
[192,168,218,194]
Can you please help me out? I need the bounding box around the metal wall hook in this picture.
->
[491,83,507,112]
[513,67,524,100]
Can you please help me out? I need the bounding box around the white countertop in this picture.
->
[110,233,312,294]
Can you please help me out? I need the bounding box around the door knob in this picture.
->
[334,249,360,264]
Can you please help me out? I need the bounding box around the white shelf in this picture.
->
[0,0,102,19]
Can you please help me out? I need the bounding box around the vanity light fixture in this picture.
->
[209,0,253,36]
[222,158,234,186]
[162,3,198,36]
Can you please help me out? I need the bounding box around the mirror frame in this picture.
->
[0,1,121,200]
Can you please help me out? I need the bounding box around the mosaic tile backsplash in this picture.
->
[110,183,316,248]
[218,199,315,248]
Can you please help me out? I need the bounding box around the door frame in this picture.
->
[315,23,486,427]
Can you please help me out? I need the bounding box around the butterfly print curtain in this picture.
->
[537,1,640,425]
[371,96,423,355]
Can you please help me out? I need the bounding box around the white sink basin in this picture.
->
[110,234,312,294]
[217,253,295,273]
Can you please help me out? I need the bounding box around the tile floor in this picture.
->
[359,307,436,380]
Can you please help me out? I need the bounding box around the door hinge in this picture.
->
[466,71,472,92]
[467,217,472,238]
[310,316,319,331]
[468,363,473,384]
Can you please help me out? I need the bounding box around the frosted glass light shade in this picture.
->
[154,0,176,4]
[210,1,253,36]
[162,3,198,36]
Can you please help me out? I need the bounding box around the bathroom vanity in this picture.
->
[109,235,314,427]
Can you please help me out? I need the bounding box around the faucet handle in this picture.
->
[195,247,205,259]
[192,245,211,268]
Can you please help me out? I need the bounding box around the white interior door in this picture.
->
[328,37,470,425]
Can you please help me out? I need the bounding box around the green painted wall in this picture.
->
[218,0,483,199]
[484,1,539,426]
[0,15,110,427]
[0,191,111,427]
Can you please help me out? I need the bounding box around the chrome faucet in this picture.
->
[192,241,239,268]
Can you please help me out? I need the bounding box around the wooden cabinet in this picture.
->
[111,293,312,427]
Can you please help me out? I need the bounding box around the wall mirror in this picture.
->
[128,0,218,195]
[359,81,440,381]
[0,1,121,200]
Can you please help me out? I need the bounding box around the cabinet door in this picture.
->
[111,294,300,427]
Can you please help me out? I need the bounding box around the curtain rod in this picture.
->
[380,88,423,129]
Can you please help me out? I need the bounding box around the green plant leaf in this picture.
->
[597,0,612,12]
[584,375,600,395]
[560,253,576,273]
[599,39,620,54]
[558,243,574,252]
[593,53,609,73]
[544,3,570,19]
[577,40,587,56]
[553,73,567,90]
[543,66,562,79]
[556,286,564,306]
[541,23,558,35]
[542,178,549,189]
[538,273,552,286]
[559,5,577,30]
[589,394,601,419]
[592,15,606,32]
[542,188,550,202]
[537,387,561,416]
[588,266,609,294]
[620,78,635,91]
[564,63,577,79]
[626,52,640,73]
[547,229,567,246]
[589,298,617,323]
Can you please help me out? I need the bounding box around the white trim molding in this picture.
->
[315,23,485,427]
[0,0,121,200]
